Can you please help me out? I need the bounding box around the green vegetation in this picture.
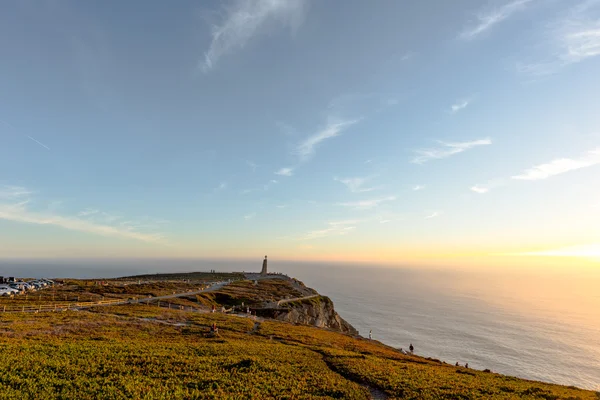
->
[196,278,315,307]
[0,304,596,399]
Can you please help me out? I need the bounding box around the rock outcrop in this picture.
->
[258,295,358,335]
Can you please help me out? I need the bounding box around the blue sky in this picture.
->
[1,0,599,265]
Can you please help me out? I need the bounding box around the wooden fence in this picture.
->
[0,298,128,313]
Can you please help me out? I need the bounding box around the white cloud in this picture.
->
[413,185,426,191]
[450,98,472,113]
[302,220,357,240]
[470,179,507,194]
[412,138,492,164]
[334,176,378,193]
[460,0,534,40]
[244,212,256,220]
[512,148,600,180]
[471,185,490,194]
[275,167,294,176]
[0,186,163,243]
[337,196,396,210]
[201,0,307,72]
[425,211,441,219]
[296,118,359,161]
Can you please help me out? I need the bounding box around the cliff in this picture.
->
[259,295,358,335]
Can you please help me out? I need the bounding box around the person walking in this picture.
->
[369,330,372,340]
[409,343,414,353]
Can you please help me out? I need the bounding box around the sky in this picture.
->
[1,0,599,268]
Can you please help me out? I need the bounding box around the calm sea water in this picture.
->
[2,259,599,390]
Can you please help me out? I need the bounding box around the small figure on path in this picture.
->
[455,362,459,367]
[409,343,414,353]
[465,363,469,369]
[368,330,372,340]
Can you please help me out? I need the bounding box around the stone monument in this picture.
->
[261,255,268,275]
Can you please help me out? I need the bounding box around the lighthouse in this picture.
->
[261,255,268,275]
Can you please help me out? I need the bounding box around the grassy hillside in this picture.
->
[0,305,597,399]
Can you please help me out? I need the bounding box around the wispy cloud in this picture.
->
[246,161,258,172]
[296,118,359,161]
[275,167,294,176]
[425,211,441,219]
[0,186,164,243]
[460,0,534,40]
[517,1,600,76]
[337,196,396,210]
[334,176,378,193]
[411,138,492,164]
[244,212,256,220]
[301,220,357,240]
[450,98,472,114]
[512,148,600,180]
[413,185,426,191]
[0,186,32,200]
[214,181,228,191]
[77,208,99,217]
[512,244,600,258]
[201,0,307,72]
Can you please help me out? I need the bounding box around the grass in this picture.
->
[0,305,596,399]
[196,278,315,307]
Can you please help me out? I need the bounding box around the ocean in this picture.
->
[1,258,599,390]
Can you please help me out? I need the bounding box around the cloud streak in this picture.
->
[296,118,359,161]
[450,98,472,113]
[512,148,600,180]
[412,138,492,164]
[460,0,534,40]
[201,0,307,72]
[26,135,51,150]
[471,148,600,193]
[334,176,378,193]
[0,187,164,243]
[302,220,357,240]
[337,196,396,210]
